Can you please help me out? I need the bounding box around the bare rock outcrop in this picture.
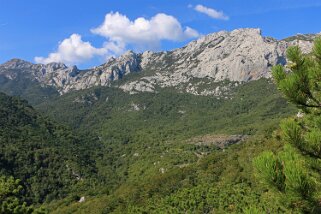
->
[0,28,318,95]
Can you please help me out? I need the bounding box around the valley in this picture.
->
[1,28,321,213]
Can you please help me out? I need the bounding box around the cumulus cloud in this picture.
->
[35,12,199,65]
[35,34,107,65]
[194,4,229,20]
[91,12,199,50]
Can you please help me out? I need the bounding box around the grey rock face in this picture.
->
[123,29,285,94]
[0,51,141,94]
[0,28,318,95]
[120,28,315,95]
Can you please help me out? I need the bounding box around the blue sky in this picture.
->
[1,0,321,68]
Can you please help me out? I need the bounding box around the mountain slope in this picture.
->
[0,61,59,105]
[36,79,295,138]
[0,92,98,203]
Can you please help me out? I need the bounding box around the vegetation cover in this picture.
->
[0,92,98,213]
[253,37,321,213]
[1,39,321,213]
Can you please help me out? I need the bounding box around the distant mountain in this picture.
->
[0,28,319,97]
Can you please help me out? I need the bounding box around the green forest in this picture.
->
[1,38,321,213]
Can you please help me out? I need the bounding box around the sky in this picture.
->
[1,0,321,68]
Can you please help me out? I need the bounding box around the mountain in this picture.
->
[1,28,320,213]
[0,28,319,98]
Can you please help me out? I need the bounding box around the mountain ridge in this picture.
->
[0,28,319,95]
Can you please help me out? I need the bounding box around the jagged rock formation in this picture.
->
[0,51,140,94]
[0,28,319,95]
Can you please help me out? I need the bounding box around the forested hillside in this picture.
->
[1,32,321,214]
[0,77,298,213]
[30,79,300,213]
[0,93,100,213]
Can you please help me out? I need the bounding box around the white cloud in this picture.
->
[194,4,229,20]
[35,34,107,65]
[35,12,199,65]
[91,12,199,50]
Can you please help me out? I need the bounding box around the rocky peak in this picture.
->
[182,28,261,51]
[0,28,318,95]
[1,58,33,69]
[44,62,68,71]
[120,28,316,95]
[139,27,284,81]
[98,50,139,69]
[121,50,136,58]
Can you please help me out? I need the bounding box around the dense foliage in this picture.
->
[0,74,58,105]
[28,79,295,213]
[253,37,321,213]
[36,78,294,138]
[0,176,34,213]
[0,92,98,207]
[3,50,318,213]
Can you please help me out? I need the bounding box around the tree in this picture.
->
[272,37,321,110]
[0,176,32,214]
[253,37,321,213]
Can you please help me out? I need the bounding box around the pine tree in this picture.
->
[272,37,321,110]
[253,37,321,213]
[0,176,32,214]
